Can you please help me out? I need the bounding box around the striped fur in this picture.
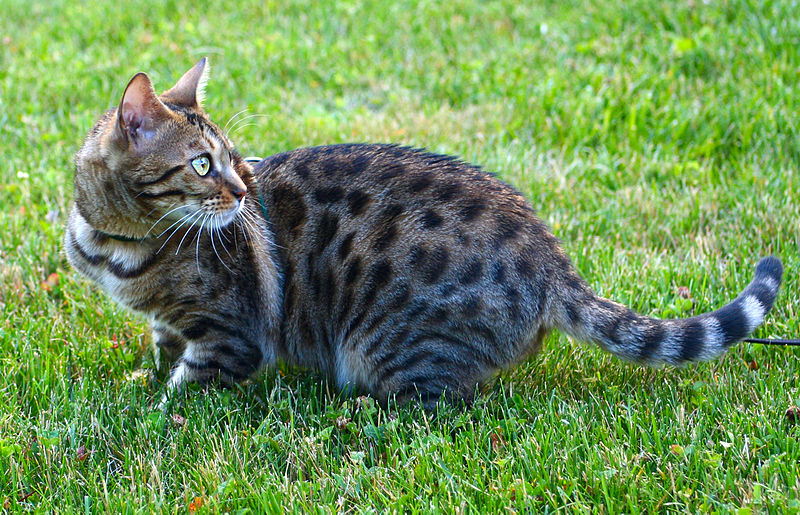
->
[554,258,783,365]
[67,60,783,409]
[66,59,283,400]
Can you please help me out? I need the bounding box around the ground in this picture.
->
[1,0,798,511]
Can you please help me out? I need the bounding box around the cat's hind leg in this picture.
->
[372,334,493,410]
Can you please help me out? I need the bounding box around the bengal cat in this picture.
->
[65,59,783,409]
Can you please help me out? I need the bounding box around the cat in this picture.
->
[65,58,783,409]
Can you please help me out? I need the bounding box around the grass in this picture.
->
[1,0,799,511]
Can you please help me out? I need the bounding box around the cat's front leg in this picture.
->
[152,323,187,371]
[158,331,264,408]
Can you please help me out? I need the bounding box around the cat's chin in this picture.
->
[213,203,243,228]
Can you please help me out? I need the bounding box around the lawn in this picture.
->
[1,0,799,511]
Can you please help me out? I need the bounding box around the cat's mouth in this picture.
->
[213,200,244,227]
[195,192,245,230]
[152,199,242,238]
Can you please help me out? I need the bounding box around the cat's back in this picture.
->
[254,144,562,295]
[254,143,549,247]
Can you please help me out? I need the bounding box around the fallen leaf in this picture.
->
[76,445,89,462]
[356,396,374,411]
[676,286,691,299]
[335,415,350,430]
[490,431,505,452]
[124,369,151,384]
[746,359,759,371]
[785,406,800,423]
[40,272,59,292]
[188,497,204,512]
[171,414,186,427]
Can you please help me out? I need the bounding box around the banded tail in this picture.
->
[559,257,783,365]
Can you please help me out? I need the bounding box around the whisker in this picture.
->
[217,216,232,245]
[156,209,202,255]
[227,113,271,135]
[209,216,233,273]
[240,208,264,235]
[217,217,235,259]
[143,201,176,220]
[242,207,288,251]
[213,215,235,260]
[232,215,240,251]
[193,213,210,244]
[150,204,195,238]
[241,204,259,225]
[239,208,261,238]
[236,214,252,246]
[223,108,250,135]
[230,122,260,137]
[229,112,270,125]
[194,213,211,275]
[176,210,206,255]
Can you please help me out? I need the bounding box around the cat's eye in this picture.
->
[191,156,211,176]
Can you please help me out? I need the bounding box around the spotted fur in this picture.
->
[67,60,783,409]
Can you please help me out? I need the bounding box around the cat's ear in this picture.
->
[115,72,170,146]
[160,57,209,108]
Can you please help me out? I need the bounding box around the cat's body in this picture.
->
[258,143,561,402]
[66,59,783,408]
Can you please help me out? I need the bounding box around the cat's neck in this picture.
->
[91,228,149,243]
[68,205,160,251]
[74,198,156,242]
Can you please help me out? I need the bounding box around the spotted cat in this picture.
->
[65,59,783,408]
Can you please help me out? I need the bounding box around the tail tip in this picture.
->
[755,256,783,285]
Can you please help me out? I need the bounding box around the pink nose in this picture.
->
[232,187,246,201]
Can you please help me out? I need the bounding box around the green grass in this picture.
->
[1,0,799,511]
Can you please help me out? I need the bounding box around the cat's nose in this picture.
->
[231,187,246,201]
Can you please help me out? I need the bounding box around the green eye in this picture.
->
[191,156,210,176]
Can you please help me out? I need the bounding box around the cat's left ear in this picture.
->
[161,57,209,108]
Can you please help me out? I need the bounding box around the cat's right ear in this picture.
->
[114,72,170,148]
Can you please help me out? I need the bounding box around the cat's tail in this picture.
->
[555,257,783,365]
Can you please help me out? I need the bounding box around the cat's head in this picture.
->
[73,58,250,239]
